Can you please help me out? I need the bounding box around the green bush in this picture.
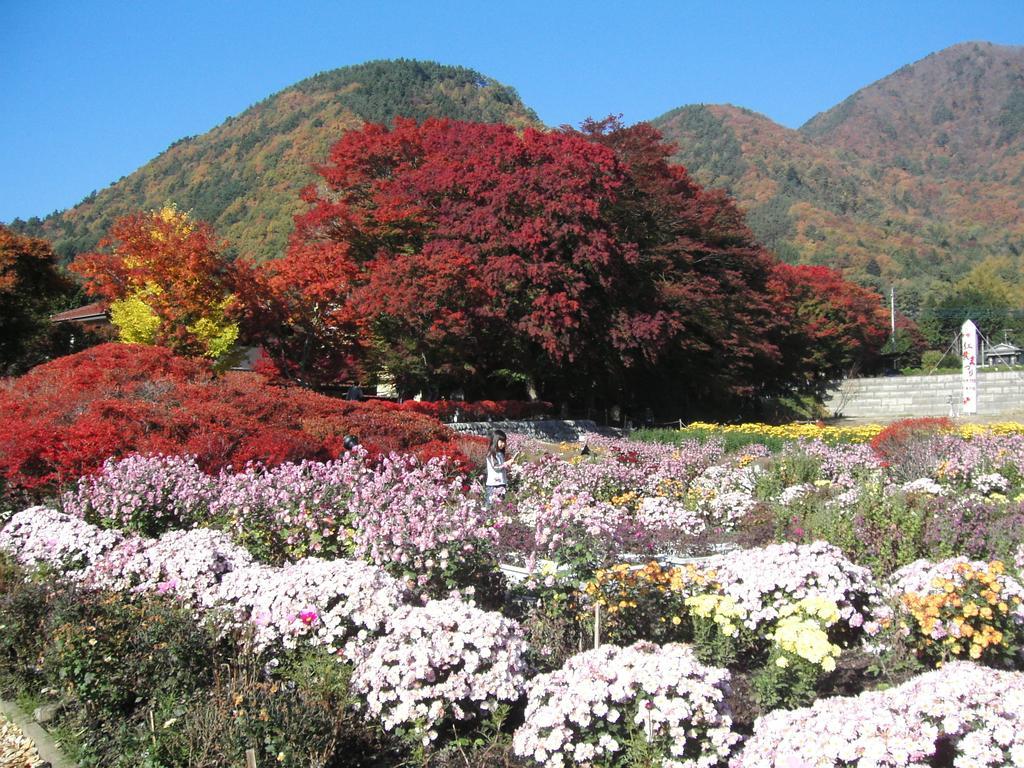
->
[752,652,821,711]
[783,484,929,577]
[44,589,226,721]
[899,350,960,375]
[634,427,786,453]
[146,649,394,768]
[754,452,824,501]
[0,554,54,695]
[514,590,582,674]
[920,349,958,371]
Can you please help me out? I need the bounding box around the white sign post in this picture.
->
[962,319,979,415]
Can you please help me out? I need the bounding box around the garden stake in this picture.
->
[594,602,601,648]
[245,748,257,768]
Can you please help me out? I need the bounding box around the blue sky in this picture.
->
[2,0,1022,222]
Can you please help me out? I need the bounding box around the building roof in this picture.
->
[986,342,1022,354]
[50,302,109,323]
[230,346,264,371]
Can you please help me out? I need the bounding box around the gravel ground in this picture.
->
[0,714,42,768]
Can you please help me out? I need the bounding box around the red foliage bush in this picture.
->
[869,417,956,464]
[232,428,332,468]
[0,343,464,497]
[454,435,490,470]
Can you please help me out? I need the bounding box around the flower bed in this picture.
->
[0,506,123,573]
[348,453,503,598]
[207,455,368,563]
[206,557,413,653]
[697,541,880,637]
[350,598,530,742]
[887,556,1024,666]
[735,661,1024,767]
[62,453,217,535]
[513,641,739,767]
[0,507,410,657]
[83,527,254,603]
[1,423,1024,766]
[681,419,1024,445]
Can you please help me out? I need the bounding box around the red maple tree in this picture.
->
[271,117,801,409]
[769,263,890,389]
[0,226,77,374]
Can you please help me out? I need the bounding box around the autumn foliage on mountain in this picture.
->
[0,343,466,498]
[654,43,1024,347]
[263,116,886,408]
[14,61,540,265]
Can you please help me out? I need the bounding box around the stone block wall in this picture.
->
[824,371,1024,418]
[448,419,603,441]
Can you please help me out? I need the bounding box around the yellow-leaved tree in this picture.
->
[71,205,243,365]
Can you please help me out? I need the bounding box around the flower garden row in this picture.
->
[6,498,1024,766]
[681,418,1024,443]
[2,420,1024,766]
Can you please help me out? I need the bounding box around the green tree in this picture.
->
[918,255,1024,347]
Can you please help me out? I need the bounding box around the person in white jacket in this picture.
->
[485,429,514,505]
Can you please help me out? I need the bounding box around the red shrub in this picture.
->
[0,343,461,496]
[411,439,473,473]
[869,417,955,464]
[395,400,457,421]
[251,349,284,382]
[298,408,453,456]
[454,435,490,471]
[233,428,332,468]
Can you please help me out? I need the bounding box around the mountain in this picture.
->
[652,42,1024,312]
[11,60,539,263]
[802,42,1024,171]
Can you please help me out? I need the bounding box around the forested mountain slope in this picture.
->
[12,60,539,263]
[653,42,1024,317]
